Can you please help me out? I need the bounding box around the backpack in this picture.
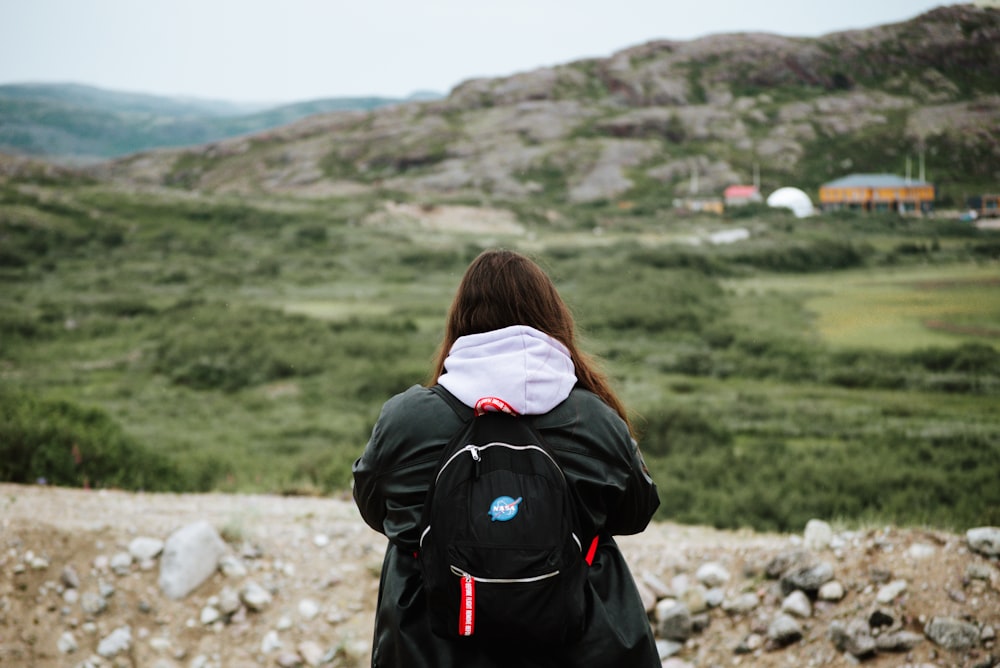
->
[417,388,597,648]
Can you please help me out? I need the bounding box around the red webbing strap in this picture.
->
[584,535,599,566]
[459,575,476,636]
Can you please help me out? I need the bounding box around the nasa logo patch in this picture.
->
[488,496,522,522]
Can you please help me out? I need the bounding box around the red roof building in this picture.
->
[724,185,762,206]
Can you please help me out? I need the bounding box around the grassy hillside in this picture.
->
[2,172,998,532]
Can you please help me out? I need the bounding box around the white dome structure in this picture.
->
[767,187,815,218]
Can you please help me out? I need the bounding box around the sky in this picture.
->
[0,0,951,105]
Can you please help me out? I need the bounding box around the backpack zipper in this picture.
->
[450,565,560,584]
[436,442,563,484]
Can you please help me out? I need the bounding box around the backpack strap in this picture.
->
[429,384,474,421]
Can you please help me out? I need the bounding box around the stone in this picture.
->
[876,630,924,652]
[240,581,273,611]
[829,619,876,658]
[109,551,133,575]
[298,598,320,620]
[781,590,812,618]
[722,592,760,615]
[158,521,227,600]
[656,601,693,641]
[298,640,325,667]
[967,527,1000,557]
[924,616,980,650]
[96,625,131,658]
[656,639,683,659]
[696,562,730,588]
[80,591,107,616]
[261,629,283,653]
[57,631,78,654]
[780,562,834,595]
[818,580,845,601]
[218,554,248,578]
[906,542,936,560]
[804,519,834,550]
[767,613,803,647]
[876,579,907,604]
[129,536,165,561]
[61,565,81,589]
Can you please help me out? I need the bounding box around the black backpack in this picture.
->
[417,389,596,648]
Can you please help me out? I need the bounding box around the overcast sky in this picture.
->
[1,0,949,104]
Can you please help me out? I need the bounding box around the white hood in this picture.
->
[437,325,577,415]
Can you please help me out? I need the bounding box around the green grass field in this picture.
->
[2,182,998,530]
[727,264,1000,351]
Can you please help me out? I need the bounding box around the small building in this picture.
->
[723,185,763,207]
[967,194,1000,218]
[819,173,934,214]
[766,187,815,218]
[673,197,724,215]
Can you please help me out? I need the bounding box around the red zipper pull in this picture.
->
[459,574,475,636]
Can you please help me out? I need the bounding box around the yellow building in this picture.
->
[819,173,934,214]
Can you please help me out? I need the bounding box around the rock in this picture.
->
[765,551,809,579]
[829,619,876,658]
[200,605,221,625]
[967,527,1000,557]
[656,638,683,659]
[261,629,283,653]
[218,586,242,615]
[696,562,730,588]
[298,640,325,666]
[876,630,924,652]
[240,581,273,611]
[680,585,709,615]
[804,519,834,550]
[57,631,78,654]
[109,551,133,575]
[924,616,980,650]
[722,592,760,615]
[907,542,936,560]
[158,520,227,600]
[818,580,845,601]
[780,562,834,595]
[218,554,248,578]
[704,587,725,608]
[876,579,908,604]
[128,536,165,561]
[656,601,693,641]
[781,590,812,618]
[767,613,803,647]
[276,651,303,667]
[96,625,131,658]
[80,591,107,616]
[634,579,656,614]
[641,570,672,599]
[298,598,320,620]
[61,565,81,589]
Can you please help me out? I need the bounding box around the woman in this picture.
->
[353,249,660,667]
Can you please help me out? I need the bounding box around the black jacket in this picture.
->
[353,384,661,667]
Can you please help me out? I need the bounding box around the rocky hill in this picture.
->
[91,4,1000,206]
[2,483,997,668]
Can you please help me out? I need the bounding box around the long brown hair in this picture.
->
[430,249,632,432]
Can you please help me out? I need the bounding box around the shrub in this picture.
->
[0,390,191,491]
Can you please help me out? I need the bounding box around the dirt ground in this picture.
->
[1,483,997,667]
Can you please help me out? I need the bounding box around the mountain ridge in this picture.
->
[79,4,998,208]
[0,82,443,164]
